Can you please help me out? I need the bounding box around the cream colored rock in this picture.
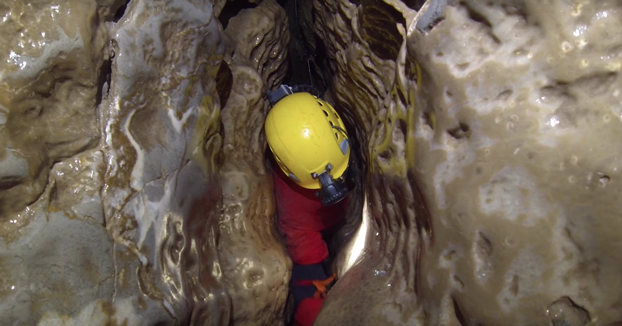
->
[0,0,107,224]
[414,1,622,324]
[217,64,291,326]
[0,0,117,323]
[104,0,232,324]
[224,0,290,90]
[0,0,238,324]
[314,0,622,325]
[218,1,291,325]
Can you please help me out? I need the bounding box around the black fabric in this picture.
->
[290,263,328,307]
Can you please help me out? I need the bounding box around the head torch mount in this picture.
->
[312,163,349,206]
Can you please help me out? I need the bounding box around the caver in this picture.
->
[265,85,352,326]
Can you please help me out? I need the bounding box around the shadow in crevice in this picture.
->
[112,0,130,23]
[218,0,258,29]
[325,100,367,265]
[278,0,318,89]
[96,58,112,107]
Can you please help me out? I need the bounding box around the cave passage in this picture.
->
[3,0,622,324]
[261,0,368,323]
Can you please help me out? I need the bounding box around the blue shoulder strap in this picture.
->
[267,84,294,105]
[267,84,321,105]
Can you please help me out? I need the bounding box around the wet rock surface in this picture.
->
[0,0,288,324]
[312,0,622,325]
[2,0,622,325]
[218,1,291,325]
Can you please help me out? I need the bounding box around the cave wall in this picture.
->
[0,0,290,325]
[218,1,292,324]
[3,0,622,325]
[312,0,622,325]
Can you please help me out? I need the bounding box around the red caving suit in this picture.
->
[273,167,346,325]
[273,168,346,266]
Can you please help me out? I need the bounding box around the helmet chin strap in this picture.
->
[312,164,349,206]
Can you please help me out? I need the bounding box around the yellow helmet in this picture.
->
[265,92,350,191]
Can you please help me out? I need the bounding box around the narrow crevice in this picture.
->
[269,0,369,260]
[280,0,318,88]
[332,98,368,251]
[215,61,233,109]
[461,1,492,29]
[401,0,426,11]
[452,297,468,326]
[113,0,130,23]
[96,58,112,107]
[0,177,21,191]
[219,0,258,29]
[461,2,501,44]
[359,0,405,61]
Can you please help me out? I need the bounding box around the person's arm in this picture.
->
[273,169,331,265]
[278,226,329,265]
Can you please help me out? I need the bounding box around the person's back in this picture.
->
[272,158,346,265]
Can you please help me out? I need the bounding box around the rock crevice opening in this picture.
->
[1,0,622,325]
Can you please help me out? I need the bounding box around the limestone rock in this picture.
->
[224,0,290,90]
[0,0,242,324]
[313,0,622,325]
[4,0,622,324]
[217,1,292,325]
[104,1,233,324]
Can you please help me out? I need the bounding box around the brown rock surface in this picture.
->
[218,1,291,325]
[3,0,622,325]
[0,0,290,324]
[313,0,622,325]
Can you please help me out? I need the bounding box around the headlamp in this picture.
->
[312,164,349,206]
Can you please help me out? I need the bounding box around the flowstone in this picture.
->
[310,0,622,325]
[0,0,290,324]
[3,0,622,325]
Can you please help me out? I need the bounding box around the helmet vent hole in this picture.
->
[329,121,334,126]
[318,101,324,107]
[323,110,328,116]
[335,132,338,139]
